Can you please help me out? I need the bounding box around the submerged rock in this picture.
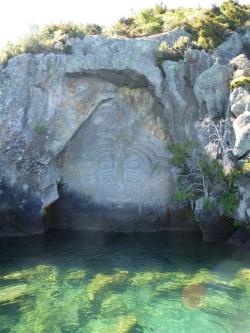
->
[0,284,31,304]
[86,270,129,301]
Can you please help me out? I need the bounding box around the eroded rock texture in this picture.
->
[0,30,249,237]
[52,82,173,231]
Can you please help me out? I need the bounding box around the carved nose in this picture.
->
[115,160,126,186]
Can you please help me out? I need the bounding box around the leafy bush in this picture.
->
[168,140,239,216]
[0,23,102,65]
[111,1,250,50]
[230,76,250,90]
[168,140,197,169]
[1,1,249,64]
[156,36,190,63]
[241,157,250,174]
[112,5,166,37]
[186,14,228,49]
[219,190,239,216]
[162,8,203,32]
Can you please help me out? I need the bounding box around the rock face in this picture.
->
[0,31,249,238]
[214,32,242,64]
[194,63,233,118]
[52,84,173,231]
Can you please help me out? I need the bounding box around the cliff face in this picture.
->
[0,29,249,238]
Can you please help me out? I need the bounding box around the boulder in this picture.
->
[230,53,250,78]
[230,87,250,117]
[184,48,213,87]
[161,60,200,142]
[214,32,242,64]
[232,111,250,158]
[195,196,235,242]
[194,63,233,118]
[140,27,191,45]
[226,226,250,248]
[235,178,250,223]
[242,29,250,57]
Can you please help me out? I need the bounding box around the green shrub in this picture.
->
[168,140,240,216]
[155,36,191,63]
[241,157,250,174]
[219,190,239,216]
[0,23,102,65]
[168,140,197,169]
[111,1,250,50]
[187,16,228,49]
[220,0,250,30]
[175,189,194,202]
[203,197,215,210]
[1,1,249,64]
[230,76,250,90]
[155,42,179,63]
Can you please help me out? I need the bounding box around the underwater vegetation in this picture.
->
[0,264,250,333]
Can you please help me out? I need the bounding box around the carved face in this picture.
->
[56,83,171,208]
[83,139,156,204]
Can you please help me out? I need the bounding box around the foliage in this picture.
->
[203,197,215,210]
[1,1,249,64]
[111,1,250,50]
[241,157,250,174]
[0,23,102,65]
[156,36,190,63]
[186,13,228,50]
[230,76,250,90]
[111,4,166,37]
[168,140,198,169]
[219,189,239,216]
[168,140,240,216]
[162,8,203,32]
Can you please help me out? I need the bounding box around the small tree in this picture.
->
[169,116,239,217]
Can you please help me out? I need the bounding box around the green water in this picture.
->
[0,231,249,333]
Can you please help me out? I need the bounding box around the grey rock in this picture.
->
[233,111,250,158]
[0,36,178,235]
[242,29,250,46]
[214,32,242,64]
[0,32,249,237]
[51,84,174,231]
[242,29,250,57]
[230,87,250,117]
[226,226,250,248]
[142,28,191,45]
[161,60,200,142]
[195,196,235,242]
[42,183,59,209]
[184,48,214,87]
[236,178,250,223]
[194,63,233,118]
[230,53,250,78]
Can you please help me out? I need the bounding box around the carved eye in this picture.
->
[127,158,141,169]
[99,157,113,169]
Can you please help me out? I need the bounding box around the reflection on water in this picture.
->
[0,231,249,333]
